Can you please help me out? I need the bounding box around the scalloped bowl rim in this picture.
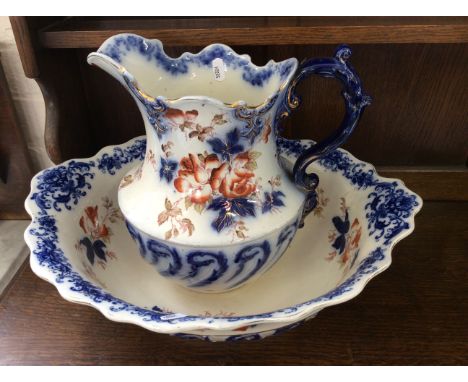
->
[24,136,423,334]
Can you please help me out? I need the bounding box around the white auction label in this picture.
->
[212,58,226,81]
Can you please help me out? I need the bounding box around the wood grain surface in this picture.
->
[38,17,468,48]
[9,17,468,203]
[1,202,467,365]
[10,16,93,164]
[378,168,468,201]
[9,16,40,78]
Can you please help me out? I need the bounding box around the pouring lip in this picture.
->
[87,33,298,111]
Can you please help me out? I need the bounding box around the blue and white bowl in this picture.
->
[24,137,422,341]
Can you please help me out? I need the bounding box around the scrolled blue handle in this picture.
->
[283,45,371,225]
[288,45,371,192]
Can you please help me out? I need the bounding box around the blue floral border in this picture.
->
[27,137,421,327]
[278,138,421,246]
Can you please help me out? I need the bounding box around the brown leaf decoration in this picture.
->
[112,209,124,221]
[202,126,214,135]
[262,120,272,143]
[102,197,113,209]
[119,175,133,189]
[248,151,262,160]
[157,211,169,225]
[173,227,179,237]
[165,198,172,211]
[269,175,282,187]
[185,196,193,209]
[188,223,194,236]
[168,207,182,217]
[245,161,257,171]
[194,203,204,214]
[182,218,195,236]
[212,114,227,125]
[165,229,172,240]
[236,230,246,239]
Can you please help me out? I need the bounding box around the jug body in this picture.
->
[88,34,370,292]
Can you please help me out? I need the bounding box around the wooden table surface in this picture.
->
[0,201,467,365]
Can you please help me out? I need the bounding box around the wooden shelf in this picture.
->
[378,167,468,201]
[9,16,468,201]
[38,16,468,48]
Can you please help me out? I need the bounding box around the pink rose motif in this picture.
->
[174,153,221,204]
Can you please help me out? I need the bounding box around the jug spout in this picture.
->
[87,34,299,140]
[87,34,303,185]
[87,52,125,88]
[87,52,167,134]
[87,34,307,243]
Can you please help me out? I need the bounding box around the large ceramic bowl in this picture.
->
[24,137,422,341]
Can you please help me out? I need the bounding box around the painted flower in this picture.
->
[344,218,361,264]
[262,117,272,143]
[79,206,109,241]
[331,209,350,255]
[208,196,256,232]
[174,153,221,204]
[77,199,122,267]
[159,157,178,183]
[78,206,111,266]
[328,203,362,265]
[157,197,195,239]
[79,237,108,266]
[261,191,285,213]
[211,152,256,198]
[188,124,214,142]
[164,108,199,131]
[207,128,244,161]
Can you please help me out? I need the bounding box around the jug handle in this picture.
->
[283,45,371,224]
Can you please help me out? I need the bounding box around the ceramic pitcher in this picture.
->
[88,34,370,292]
